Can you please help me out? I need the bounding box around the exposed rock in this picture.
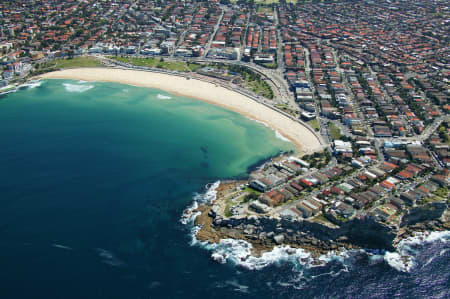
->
[401,202,447,227]
[274,234,285,244]
[191,187,449,258]
[213,217,223,225]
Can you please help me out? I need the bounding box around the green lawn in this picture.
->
[243,73,274,99]
[40,56,102,70]
[111,57,275,99]
[328,122,342,140]
[256,0,287,4]
[224,200,233,217]
[312,214,332,225]
[248,80,273,99]
[206,63,275,99]
[187,62,202,72]
[231,0,297,4]
[275,104,297,117]
[307,119,320,131]
[261,62,278,69]
[257,6,273,14]
[418,196,443,205]
[110,56,190,72]
[157,60,190,72]
[244,186,262,195]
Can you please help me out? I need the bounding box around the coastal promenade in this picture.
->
[98,56,326,146]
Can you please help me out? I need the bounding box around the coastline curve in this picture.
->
[39,67,324,153]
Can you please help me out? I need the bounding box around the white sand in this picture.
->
[40,68,324,152]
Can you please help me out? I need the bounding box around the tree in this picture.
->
[67,49,74,59]
[243,192,258,203]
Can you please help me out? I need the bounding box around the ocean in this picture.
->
[0,80,448,299]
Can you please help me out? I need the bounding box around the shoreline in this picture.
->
[184,180,449,271]
[38,67,323,153]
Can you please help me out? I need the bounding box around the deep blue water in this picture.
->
[0,80,448,299]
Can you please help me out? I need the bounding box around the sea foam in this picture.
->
[156,94,172,100]
[22,80,42,89]
[63,83,94,93]
[247,117,269,128]
[382,230,450,272]
[182,177,449,275]
[246,116,293,145]
[275,130,291,142]
[180,181,220,226]
[182,181,351,272]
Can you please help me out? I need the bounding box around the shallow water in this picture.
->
[0,80,447,299]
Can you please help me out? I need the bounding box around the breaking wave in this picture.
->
[21,80,42,89]
[246,116,293,145]
[182,181,449,277]
[0,88,17,96]
[156,94,172,100]
[180,181,220,225]
[247,117,269,128]
[181,181,350,272]
[63,83,94,93]
[382,230,450,272]
[275,130,291,143]
[205,239,351,271]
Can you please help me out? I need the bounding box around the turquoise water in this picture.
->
[0,79,295,298]
[1,80,448,299]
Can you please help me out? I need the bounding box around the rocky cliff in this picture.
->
[212,213,396,252]
[401,202,448,227]
[195,201,449,255]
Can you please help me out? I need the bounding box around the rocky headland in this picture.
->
[192,182,449,258]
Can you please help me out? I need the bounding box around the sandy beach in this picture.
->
[40,67,324,153]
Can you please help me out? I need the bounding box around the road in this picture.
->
[99,55,327,149]
[331,49,375,137]
[194,57,293,105]
[239,11,251,61]
[98,46,449,149]
[202,8,225,58]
